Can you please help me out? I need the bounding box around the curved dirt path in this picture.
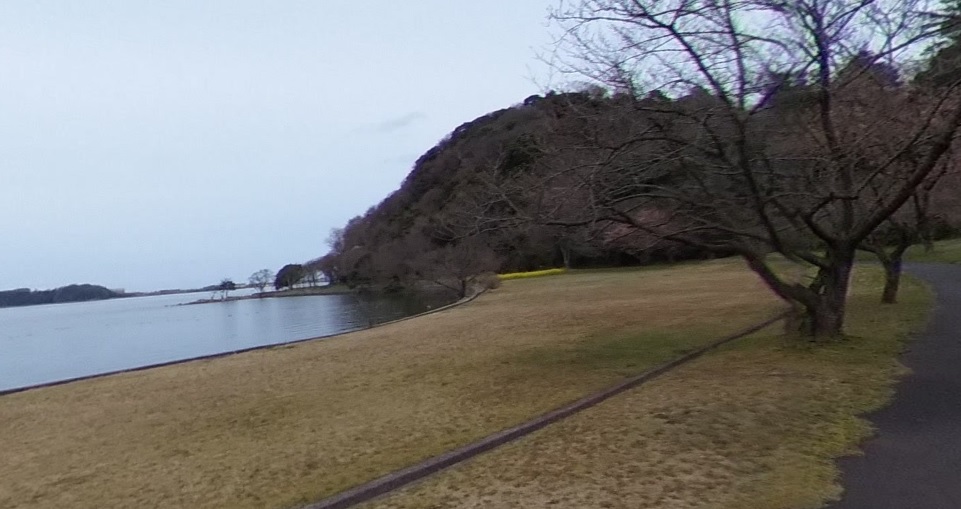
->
[827,263,961,509]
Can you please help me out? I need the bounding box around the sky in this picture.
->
[0,1,557,291]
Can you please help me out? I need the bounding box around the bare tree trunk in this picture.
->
[805,256,854,339]
[743,249,853,340]
[864,234,911,304]
[881,258,903,304]
[559,244,572,269]
[882,241,911,304]
[808,270,827,294]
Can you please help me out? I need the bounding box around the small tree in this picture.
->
[248,269,273,296]
[302,268,320,287]
[218,278,236,300]
[314,254,342,284]
[859,159,952,303]
[274,264,305,290]
[410,238,502,299]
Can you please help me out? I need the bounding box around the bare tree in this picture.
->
[301,267,320,287]
[410,238,502,299]
[326,227,346,255]
[314,254,342,284]
[821,62,960,303]
[538,0,961,338]
[859,149,955,303]
[248,269,273,296]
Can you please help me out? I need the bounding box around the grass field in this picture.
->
[0,259,785,509]
[853,237,961,264]
[364,267,932,509]
[905,237,961,264]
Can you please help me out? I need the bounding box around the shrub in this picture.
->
[476,273,502,290]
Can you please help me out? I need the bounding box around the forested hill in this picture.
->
[290,45,961,300]
[307,66,961,294]
[0,284,120,308]
[311,90,710,289]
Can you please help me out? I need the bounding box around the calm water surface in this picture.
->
[0,289,452,392]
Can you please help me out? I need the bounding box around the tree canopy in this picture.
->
[274,264,305,290]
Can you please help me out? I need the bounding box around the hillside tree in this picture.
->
[409,238,502,299]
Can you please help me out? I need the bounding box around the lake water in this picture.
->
[0,289,452,393]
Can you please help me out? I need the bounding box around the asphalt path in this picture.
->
[827,263,961,509]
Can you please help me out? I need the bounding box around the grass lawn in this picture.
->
[0,259,784,509]
[364,267,932,509]
[904,237,961,264]
[853,237,961,264]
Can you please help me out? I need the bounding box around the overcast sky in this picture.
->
[0,1,556,291]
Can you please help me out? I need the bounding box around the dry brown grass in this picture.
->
[364,267,932,509]
[0,260,781,509]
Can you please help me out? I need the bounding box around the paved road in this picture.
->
[827,263,961,509]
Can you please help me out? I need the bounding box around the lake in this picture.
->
[0,289,453,393]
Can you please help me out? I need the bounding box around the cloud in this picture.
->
[366,112,427,133]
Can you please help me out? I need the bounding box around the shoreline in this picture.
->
[0,289,476,398]
[180,285,354,305]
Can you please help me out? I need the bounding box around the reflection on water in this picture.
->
[0,289,453,392]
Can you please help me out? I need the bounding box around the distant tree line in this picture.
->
[0,284,119,308]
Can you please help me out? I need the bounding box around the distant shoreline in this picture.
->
[180,285,353,305]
